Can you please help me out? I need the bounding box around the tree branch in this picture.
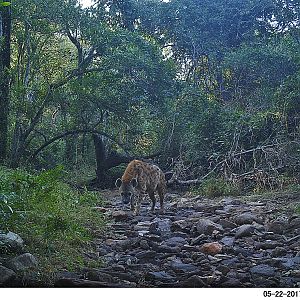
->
[29,129,130,161]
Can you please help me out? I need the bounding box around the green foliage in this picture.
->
[0,166,106,281]
[191,177,241,198]
[0,2,10,7]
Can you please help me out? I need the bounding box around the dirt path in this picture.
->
[55,190,300,287]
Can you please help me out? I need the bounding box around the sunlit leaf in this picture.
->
[0,2,11,6]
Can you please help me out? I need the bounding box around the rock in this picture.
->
[0,232,24,252]
[200,242,222,255]
[216,265,230,275]
[274,256,300,268]
[6,253,38,272]
[195,219,223,235]
[111,210,132,221]
[56,271,82,280]
[153,218,172,235]
[135,250,157,260]
[250,264,276,276]
[139,239,150,250]
[220,236,235,246]
[190,234,207,245]
[234,212,260,225]
[163,236,187,247]
[220,278,242,287]
[233,246,254,257]
[171,219,191,232]
[222,257,239,266]
[179,275,207,287]
[84,270,115,282]
[221,198,242,206]
[169,260,198,273]
[266,221,285,234]
[0,266,16,285]
[271,247,288,257]
[235,224,255,238]
[288,217,300,230]
[254,241,281,250]
[145,271,176,282]
[54,278,135,287]
[218,219,237,229]
[156,245,181,253]
[115,238,138,251]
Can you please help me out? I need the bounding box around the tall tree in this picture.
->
[0,1,11,161]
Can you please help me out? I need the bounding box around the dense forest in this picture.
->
[0,0,300,287]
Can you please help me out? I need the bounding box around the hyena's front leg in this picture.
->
[130,195,135,211]
[134,191,146,215]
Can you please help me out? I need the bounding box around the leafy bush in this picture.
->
[0,166,106,283]
[192,177,241,198]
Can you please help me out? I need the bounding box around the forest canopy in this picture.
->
[0,0,299,192]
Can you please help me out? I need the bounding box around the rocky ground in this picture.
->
[54,189,300,288]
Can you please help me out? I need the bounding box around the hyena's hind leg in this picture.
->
[157,183,166,213]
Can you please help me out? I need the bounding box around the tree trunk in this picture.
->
[93,133,107,184]
[0,5,11,161]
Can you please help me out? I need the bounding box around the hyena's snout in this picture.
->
[121,192,133,205]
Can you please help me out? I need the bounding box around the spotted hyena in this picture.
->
[115,160,166,215]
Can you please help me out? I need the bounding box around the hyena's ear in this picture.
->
[115,178,122,188]
[131,178,138,188]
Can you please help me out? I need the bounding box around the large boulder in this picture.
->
[6,253,38,272]
[0,265,16,285]
[0,232,24,252]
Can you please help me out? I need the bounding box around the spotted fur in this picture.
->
[115,160,167,215]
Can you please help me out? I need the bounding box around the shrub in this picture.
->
[192,177,241,198]
[0,166,106,283]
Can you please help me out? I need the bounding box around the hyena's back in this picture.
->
[122,160,166,193]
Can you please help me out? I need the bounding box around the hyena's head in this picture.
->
[115,178,138,204]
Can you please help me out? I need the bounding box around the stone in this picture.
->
[85,270,115,282]
[111,210,132,221]
[171,220,191,232]
[234,212,259,225]
[56,271,81,280]
[271,247,288,257]
[220,278,242,287]
[169,260,198,273]
[288,218,300,230]
[250,264,276,276]
[220,236,235,246]
[135,250,157,260]
[266,221,285,234]
[153,218,172,235]
[235,224,255,238]
[6,253,38,272]
[200,242,222,255]
[195,219,223,235]
[156,245,181,253]
[0,266,16,285]
[190,234,207,245]
[254,241,281,250]
[216,265,230,275]
[163,236,187,247]
[179,275,207,287]
[145,271,176,282]
[0,232,24,252]
[54,278,135,287]
[218,219,237,229]
[139,239,150,250]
